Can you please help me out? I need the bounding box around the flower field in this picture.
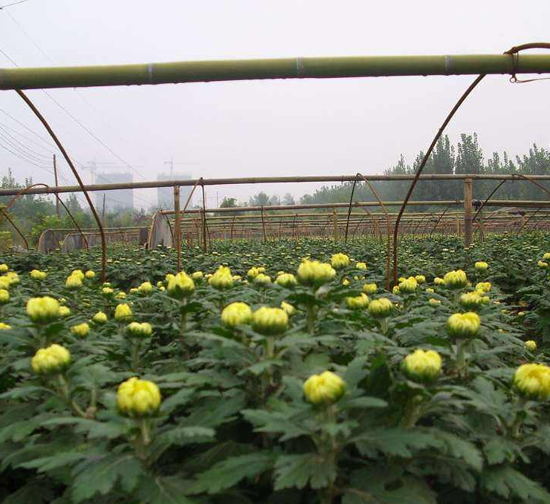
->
[1,233,550,504]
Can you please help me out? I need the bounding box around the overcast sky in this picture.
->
[1,0,550,209]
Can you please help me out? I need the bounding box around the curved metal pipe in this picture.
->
[15,90,108,281]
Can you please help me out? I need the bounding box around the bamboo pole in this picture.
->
[464,178,473,246]
[2,54,550,91]
[174,185,182,271]
[4,174,550,197]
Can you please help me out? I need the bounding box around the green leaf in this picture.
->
[189,451,276,494]
[243,409,311,441]
[273,453,336,491]
[432,430,483,472]
[481,466,550,503]
[135,476,198,504]
[71,453,145,502]
[352,428,442,457]
[20,450,88,472]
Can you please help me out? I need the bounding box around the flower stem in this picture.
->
[306,305,316,334]
[131,340,141,372]
[379,318,389,335]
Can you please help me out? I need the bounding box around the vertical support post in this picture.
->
[173,185,182,271]
[201,184,207,253]
[333,208,338,240]
[464,178,473,247]
[53,154,60,218]
[261,206,267,243]
[478,209,485,242]
[455,214,460,236]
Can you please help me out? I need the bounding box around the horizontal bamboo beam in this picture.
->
[1,174,550,197]
[1,54,550,90]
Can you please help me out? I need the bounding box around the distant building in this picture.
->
[94,172,134,212]
[157,173,193,210]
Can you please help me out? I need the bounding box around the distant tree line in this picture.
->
[299,133,550,208]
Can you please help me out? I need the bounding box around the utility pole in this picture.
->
[53,154,60,218]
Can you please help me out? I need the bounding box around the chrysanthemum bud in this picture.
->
[525,340,537,352]
[368,298,393,319]
[254,273,271,285]
[65,274,83,290]
[446,312,480,339]
[0,322,11,330]
[303,371,346,405]
[363,283,377,295]
[429,298,441,306]
[27,296,60,323]
[30,270,47,281]
[168,272,195,299]
[415,275,426,284]
[475,282,492,293]
[117,377,161,418]
[513,363,550,401]
[59,306,71,317]
[114,303,133,322]
[221,302,252,328]
[459,291,484,311]
[434,277,444,285]
[402,349,442,383]
[356,262,367,270]
[138,281,154,295]
[346,293,369,309]
[71,323,90,338]
[209,266,234,290]
[31,344,71,375]
[92,311,108,324]
[297,260,336,287]
[399,277,418,294]
[281,301,296,316]
[127,322,153,338]
[475,261,489,272]
[331,253,350,270]
[0,289,9,305]
[275,273,298,288]
[443,270,468,290]
[252,307,288,335]
[0,264,8,273]
[247,267,265,279]
[191,271,203,281]
[85,270,96,279]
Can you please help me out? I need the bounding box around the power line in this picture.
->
[0,0,29,11]
[2,12,150,182]
[0,125,53,161]
[0,121,54,154]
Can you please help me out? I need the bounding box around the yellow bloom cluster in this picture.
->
[525,340,537,352]
[191,271,203,280]
[85,270,96,279]
[31,344,71,375]
[443,270,468,290]
[275,273,298,288]
[281,301,295,316]
[475,282,492,293]
[27,296,60,323]
[221,302,252,328]
[117,377,162,418]
[297,260,336,287]
[363,283,377,295]
[138,281,154,295]
[59,306,71,317]
[399,277,418,294]
[127,322,153,338]
[368,298,393,319]
[459,291,485,311]
[92,311,108,324]
[209,266,234,290]
[247,266,265,279]
[254,273,271,285]
[0,289,9,305]
[514,363,550,401]
[474,261,489,271]
[402,349,442,382]
[356,262,367,270]
[346,293,369,310]
[303,371,346,405]
[446,312,481,339]
[252,306,288,335]
[415,275,426,284]
[331,253,351,270]
[114,303,133,322]
[168,272,195,298]
[71,323,90,338]
[30,270,47,281]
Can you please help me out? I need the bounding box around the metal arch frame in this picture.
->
[391,42,550,286]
